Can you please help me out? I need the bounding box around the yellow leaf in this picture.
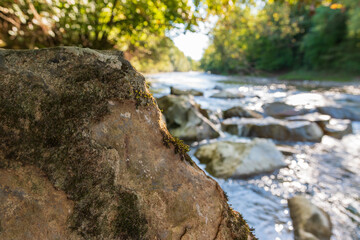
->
[273,13,279,22]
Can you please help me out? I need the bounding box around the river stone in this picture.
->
[223,106,263,119]
[222,118,324,142]
[0,47,255,240]
[317,106,360,121]
[288,195,332,240]
[323,119,353,139]
[170,86,203,96]
[194,139,286,178]
[263,102,307,118]
[157,94,220,141]
[286,112,331,129]
[210,90,245,99]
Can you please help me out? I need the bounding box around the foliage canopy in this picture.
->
[0,0,220,72]
[201,0,360,74]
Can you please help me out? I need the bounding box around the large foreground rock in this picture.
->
[222,118,324,142]
[0,166,79,240]
[157,94,220,141]
[0,48,254,240]
[194,139,286,178]
[288,195,332,240]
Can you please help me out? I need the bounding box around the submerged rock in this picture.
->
[222,118,324,142]
[194,139,286,178]
[0,47,255,240]
[157,94,220,141]
[170,86,203,96]
[210,90,245,99]
[263,102,307,118]
[323,119,353,139]
[317,106,360,121]
[223,106,263,119]
[288,195,332,240]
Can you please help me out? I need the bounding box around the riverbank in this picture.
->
[278,70,360,82]
[146,69,360,84]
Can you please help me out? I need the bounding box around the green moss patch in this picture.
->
[226,207,257,240]
[161,130,195,166]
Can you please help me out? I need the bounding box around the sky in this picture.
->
[169,0,263,61]
[172,31,210,61]
[168,16,218,61]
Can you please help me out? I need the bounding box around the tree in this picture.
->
[0,0,198,49]
[201,0,360,74]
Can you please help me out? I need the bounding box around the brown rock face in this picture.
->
[0,47,255,240]
[0,165,79,240]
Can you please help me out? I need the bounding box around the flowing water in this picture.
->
[146,72,360,240]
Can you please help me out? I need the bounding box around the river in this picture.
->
[146,72,360,240]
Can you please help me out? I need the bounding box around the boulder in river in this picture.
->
[317,106,360,121]
[0,47,255,240]
[194,139,286,178]
[210,90,245,99]
[263,102,307,118]
[157,94,220,141]
[288,195,332,240]
[287,113,353,139]
[222,118,324,142]
[170,86,203,96]
[323,119,353,139]
[286,112,331,129]
[223,106,263,119]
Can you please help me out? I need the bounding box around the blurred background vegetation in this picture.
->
[0,0,359,77]
[201,0,360,78]
[0,0,213,72]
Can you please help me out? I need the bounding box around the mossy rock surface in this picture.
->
[0,47,256,240]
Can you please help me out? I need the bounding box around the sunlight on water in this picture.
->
[148,72,360,240]
[286,92,334,108]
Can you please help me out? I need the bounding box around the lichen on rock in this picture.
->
[0,47,256,240]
